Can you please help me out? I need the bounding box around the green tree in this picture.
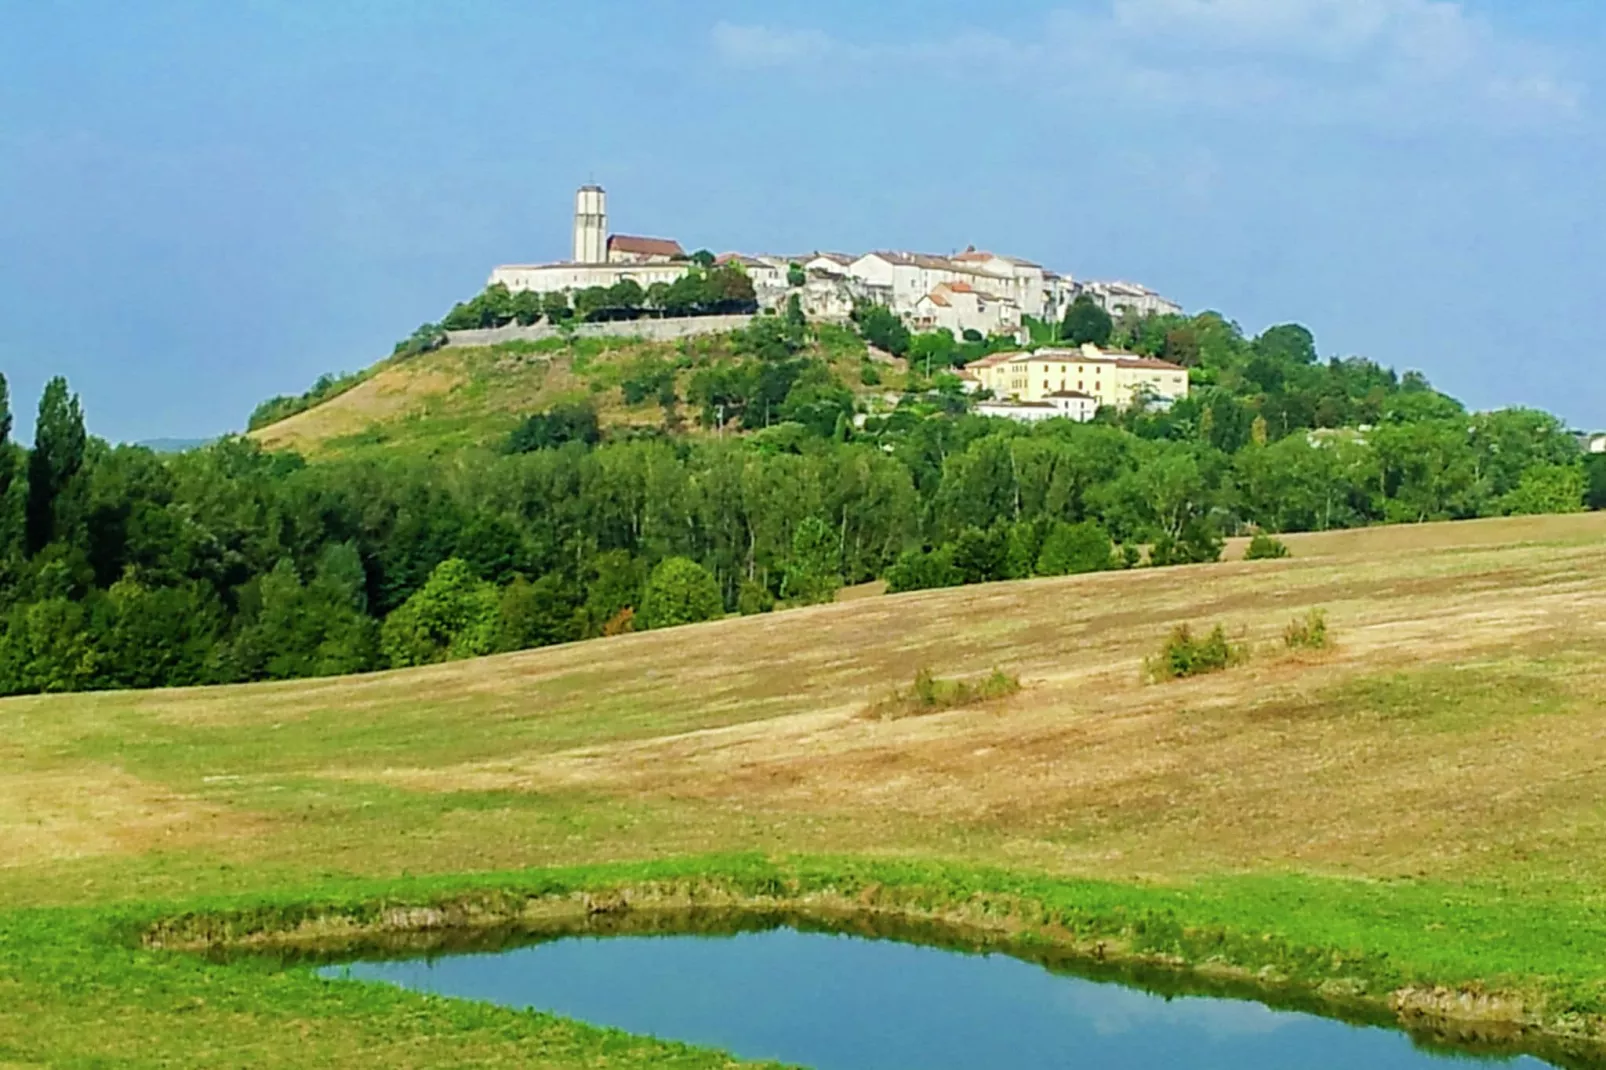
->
[506,402,601,453]
[949,526,1008,584]
[1061,294,1114,347]
[508,289,543,326]
[582,550,647,634]
[854,304,911,357]
[1499,465,1585,516]
[26,377,87,555]
[639,556,723,629]
[1035,521,1114,576]
[884,546,962,593]
[95,577,221,688]
[542,291,573,322]
[1254,324,1318,365]
[909,330,958,376]
[380,558,500,667]
[0,372,13,500]
[214,559,376,682]
[781,515,842,605]
[495,574,582,651]
[787,262,807,287]
[0,597,97,694]
[1588,455,1606,511]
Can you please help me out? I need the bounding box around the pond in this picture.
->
[322,927,1559,1069]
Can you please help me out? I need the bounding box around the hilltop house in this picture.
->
[912,281,1022,339]
[964,344,1190,415]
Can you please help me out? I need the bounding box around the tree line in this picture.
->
[439,263,759,333]
[1,309,1601,696]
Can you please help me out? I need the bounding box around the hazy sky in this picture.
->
[2,0,1604,442]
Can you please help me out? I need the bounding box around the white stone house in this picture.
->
[1079,280,1183,319]
[964,344,1189,412]
[911,281,1022,339]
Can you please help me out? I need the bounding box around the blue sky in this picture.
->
[2,0,1604,442]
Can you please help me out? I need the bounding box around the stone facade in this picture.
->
[965,344,1189,412]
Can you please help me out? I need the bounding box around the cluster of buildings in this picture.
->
[487,186,1182,343]
[960,344,1191,423]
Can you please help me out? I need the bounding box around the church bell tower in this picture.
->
[573,185,607,264]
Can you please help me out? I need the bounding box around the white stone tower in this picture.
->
[573,184,607,264]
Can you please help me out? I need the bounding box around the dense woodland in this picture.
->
[1,307,1602,697]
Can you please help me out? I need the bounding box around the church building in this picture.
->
[488,186,693,295]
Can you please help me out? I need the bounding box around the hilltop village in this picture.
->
[484,185,1190,419]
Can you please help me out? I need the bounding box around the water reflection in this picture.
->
[323,927,1562,1070]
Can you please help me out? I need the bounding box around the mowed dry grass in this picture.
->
[250,362,468,453]
[250,342,662,458]
[2,513,1604,906]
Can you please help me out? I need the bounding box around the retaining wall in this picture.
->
[444,314,755,349]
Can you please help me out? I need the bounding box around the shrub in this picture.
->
[1147,624,1248,682]
[737,579,776,616]
[1283,609,1330,650]
[392,322,447,359]
[506,401,601,453]
[639,557,723,629]
[380,559,500,668]
[885,547,963,594]
[1245,533,1291,560]
[620,357,676,406]
[867,666,1021,720]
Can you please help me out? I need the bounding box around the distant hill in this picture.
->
[135,437,212,453]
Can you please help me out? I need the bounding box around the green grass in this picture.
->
[6,515,1606,1066]
[7,857,1606,1067]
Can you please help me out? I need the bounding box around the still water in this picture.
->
[323,928,1556,1069]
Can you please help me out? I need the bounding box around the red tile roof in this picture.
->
[1114,356,1187,371]
[608,234,685,258]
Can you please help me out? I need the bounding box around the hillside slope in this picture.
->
[5,512,1605,897]
[250,328,887,459]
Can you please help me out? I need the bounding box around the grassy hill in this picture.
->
[4,512,1606,1066]
[250,327,892,460]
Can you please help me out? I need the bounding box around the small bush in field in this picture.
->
[1283,609,1330,650]
[1245,533,1291,560]
[1147,624,1249,682]
[867,667,1021,720]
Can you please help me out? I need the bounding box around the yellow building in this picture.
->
[963,344,1189,411]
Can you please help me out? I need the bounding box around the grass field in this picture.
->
[4,512,1606,1066]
